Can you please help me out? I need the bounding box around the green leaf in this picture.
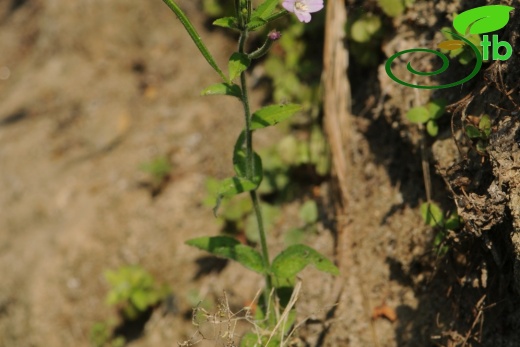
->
[378,0,405,17]
[161,0,229,82]
[441,28,455,40]
[476,139,487,153]
[350,14,382,43]
[251,104,301,130]
[131,291,150,311]
[213,174,262,216]
[271,245,339,286]
[406,106,430,124]
[186,236,265,274]
[299,200,319,224]
[247,10,288,31]
[246,17,267,31]
[453,5,514,36]
[465,124,481,139]
[228,52,250,81]
[201,83,242,98]
[139,156,171,181]
[426,120,439,137]
[240,333,259,347]
[251,0,278,20]
[427,99,446,120]
[240,333,280,347]
[445,212,461,230]
[420,202,444,227]
[213,17,238,30]
[479,114,491,138]
[217,176,260,198]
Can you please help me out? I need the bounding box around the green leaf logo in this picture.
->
[454,5,514,36]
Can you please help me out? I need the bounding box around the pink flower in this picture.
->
[282,0,324,23]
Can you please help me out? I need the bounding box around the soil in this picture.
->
[0,0,519,347]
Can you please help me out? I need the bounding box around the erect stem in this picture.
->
[238,26,272,304]
[251,190,272,292]
[238,30,254,179]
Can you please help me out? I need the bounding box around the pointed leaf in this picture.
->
[217,176,260,198]
[251,104,301,130]
[271,245,339,286]
[186,236,265,274]
[213,174,262,216]
[246,17,267,31]
[213,17,238,30]
[251,0,278,20]
[406,106,430,124]
[162,0,229,82]
[427,99,447,120]
[201,83,242,98]
[420,202,444,227]
[247,10,287,31]
[454,5,514,35]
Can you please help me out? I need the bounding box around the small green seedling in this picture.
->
[104,266,170,320]
[406,99,447,136]
[465,114,491,154]
[420,201,461,256]
[90,320,125,347]
[346,12,383,66]
[139,156,171,183]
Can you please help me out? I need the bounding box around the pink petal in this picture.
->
[282,0,296,12]
[295,10,311,23]
[305,0,323,13]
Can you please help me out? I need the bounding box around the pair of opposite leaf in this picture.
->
[437,5,514,52]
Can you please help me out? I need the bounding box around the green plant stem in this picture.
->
[238,31,254,179]
[238,25,272,304]
[250,190,272,287]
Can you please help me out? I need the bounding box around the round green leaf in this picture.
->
[427,99,447,120]
[420,202,444,227]
[350,15,382,43]
[426,120,439,137]
[406,106,430,124]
